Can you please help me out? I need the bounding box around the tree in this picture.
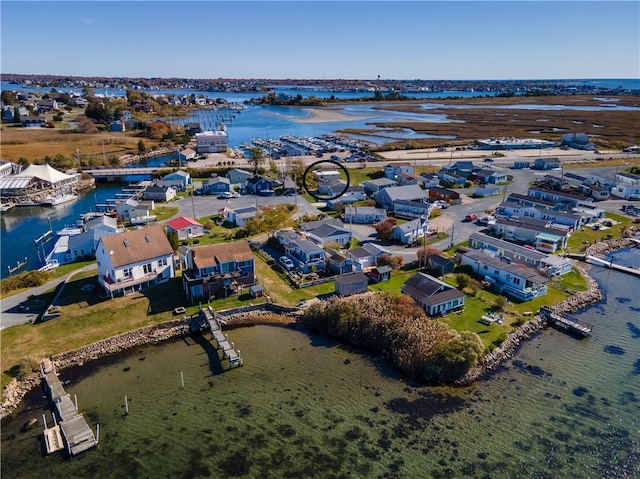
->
[247,147,264,173]
[374,218,397,242]
[1,90,18,106]
[137,139,147,154]
[417,246,443,267]
[166,230,179,252]
[378,253,403,270]
[12,107,21,124]
[455,273,471,290]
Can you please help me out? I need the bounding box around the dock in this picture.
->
[40,359,98,456]
[539,306,593,337]
[197,307,243,368]
[564,251,640,277]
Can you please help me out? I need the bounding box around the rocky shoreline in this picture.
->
[2,239,637,419]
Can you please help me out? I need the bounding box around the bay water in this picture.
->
[1,250,638,478]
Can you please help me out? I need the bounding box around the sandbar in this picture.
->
[283,107,375,124]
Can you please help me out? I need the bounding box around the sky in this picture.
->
[1,1,639,81]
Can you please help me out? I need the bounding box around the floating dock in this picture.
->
[40,359,98,455]
[539,306,593,337]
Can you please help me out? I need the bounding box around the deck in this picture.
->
[41,359,98,456]
[539,306,593,337]
[199,307,243,368]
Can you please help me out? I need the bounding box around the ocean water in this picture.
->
[2,250,639,478]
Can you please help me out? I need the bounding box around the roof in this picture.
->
[190,240,252,269]
[394,217,428,235]
[99,225,173,268]
[335,272,369,286]
[299,218,344,232]
[307,223,350,239]
[166,216,202,230]
[376,184,427,202]
[17,163,76,184]
[163,170,190,180]
[402,273,465,306]
[463,251,548,284]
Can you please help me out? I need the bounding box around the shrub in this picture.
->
[1,270,51,294]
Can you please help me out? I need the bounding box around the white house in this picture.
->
[96,225,175,298]
[390,217,430,245]
[401,272,465,316]
[384,162,414,180]
[346,243,389,269]
[157,170,191,192]
[196,130,228,153]
[225,206,257,227]
[165,216,205,240]
[68,215,122,262]
[304,223,353,247]
[344,206,387,224]
[460,250,548,301]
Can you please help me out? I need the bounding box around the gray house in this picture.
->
[401,273,465,317]
[335,272,369,297]
[374,184,428,211]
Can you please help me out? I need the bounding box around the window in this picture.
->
[123,267,132,278]
[143,263,153,274]
[160,258,168,266]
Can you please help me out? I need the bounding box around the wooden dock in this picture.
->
[199,307,243,368]
[40,359,98,456]
[539,306,593,337]
[564,252,640,277]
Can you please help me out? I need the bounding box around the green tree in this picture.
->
[166,230,179,252]
[455,273,471,290]
[138,139,147,154]
[247,147,264,173]
[1,90,18,106]
[12,107,21,124]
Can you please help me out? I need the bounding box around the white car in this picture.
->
[279,256,294,270]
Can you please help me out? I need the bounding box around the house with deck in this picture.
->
[343,206,387,224]
[460,250,548,301]
[284,237,325,273]
[346,243,390,269]
[181,240,254,302]
[491,217,570,252]
[304,222,352,247]
[390,217,430,245]
[96,225,175,298]
[401,272,465,316]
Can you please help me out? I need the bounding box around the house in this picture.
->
[426,254,456,277]
[245,175,275,195]
[460,250,548,301]
[177,148,196,162]
[401,272,465,316]
[157,170,191,192]
[361,177,397,195]
[418,173,440,188]
[392,199,431,220]
[143,185,176,202]
[384,162,414,180]
[527,186,590,208]
[195,130,227,153]
[533,157,562,170]
[313,169,342,183]
[326,249,358,275]
[367,265,392,283]
[316,178,348,197]
[561,133,595,151]
[495,202,581,230]
[374,184,428,211]
[468,232,572,276]
[444,161,476,173]
[21,116,45,128]
[425,186,461,205]
[110,120,126,132]
[225,206,257,227]
[346,242,390,269]
[344,206,387,224]
[37,99,58,112]
[299,217,345,233]
[473,169,508,184]
[326,193,360,210]
[390,217,429,245]
[285,237,325,272]
[96,225,175,298]
[437,170,467,187]
[304,223,353,247]
[165,216,205,240]
[68,215,122,262]
[181,240,254,302]
[226,168,253,185]
[474,184,504,197]
[334,273,369,297]
[611,172,640,200]
[491,217,570,252]
[395,172,418,186]
[115,198,139,220]
[201,176,231,195]
[2,106,15,122]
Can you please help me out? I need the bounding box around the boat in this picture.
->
[40,193,78,206]
[0,202,15,213]
[130,215,157,225]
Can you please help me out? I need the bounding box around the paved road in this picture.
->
[1,264,97,330]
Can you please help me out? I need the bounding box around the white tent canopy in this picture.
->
[16,164,77,187]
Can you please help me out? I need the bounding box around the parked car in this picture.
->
[477,215,496,226]
[433,200,450,209]
[464,213,477,222]
[218,192,234,199]
[279,256,294,270]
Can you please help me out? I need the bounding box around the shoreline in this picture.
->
[1,239,636,419]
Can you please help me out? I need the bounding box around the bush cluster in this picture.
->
[302,292,484,383]
[1,270,51,294]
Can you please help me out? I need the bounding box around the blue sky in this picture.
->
[1,1,639,80]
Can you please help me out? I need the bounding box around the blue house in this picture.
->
[246,175,275,195]
[533,157,561,170]
[201,177,231,195]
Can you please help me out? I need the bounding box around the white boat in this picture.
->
[0,203,15,213]
[40,193,78,206]
[130,215,157,225]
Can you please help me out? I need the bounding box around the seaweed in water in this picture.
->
[512,359,551,377]
[603,345,625,355]
[614,297,632,303]
[632,358,640,375]
[626,322,640,338]
[573,386,589,397]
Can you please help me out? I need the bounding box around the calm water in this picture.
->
[2,250,639,478]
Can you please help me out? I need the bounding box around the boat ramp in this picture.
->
[539,305,593,337]
[40,359,98,456]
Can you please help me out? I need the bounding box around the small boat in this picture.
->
[40,193,78,206]
[130,215,157,225]
[0,202,15,213]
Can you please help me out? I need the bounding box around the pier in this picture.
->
[539,306,593,337]
[40,359,98,456]
[564,251,640,277]
[194,306,243,369]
